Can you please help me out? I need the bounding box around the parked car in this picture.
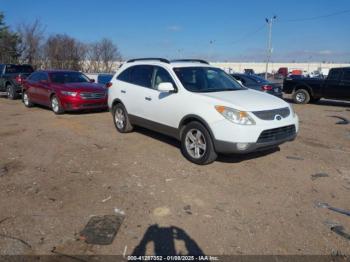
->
[230,73,283,98]
[283,67,350,104]
[22,70,108,114]
[108,58,299,165]
[0,64,34,99]
[244,69,255,75]
[97,74,113,85]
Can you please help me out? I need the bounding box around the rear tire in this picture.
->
[181,121,217,165]
[113,103,133,133]
[6,84,17,100]
[22,91,33,108]
[51,95,64,114]
[293,89,310,104]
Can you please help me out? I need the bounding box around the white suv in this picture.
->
[108,58,299,165]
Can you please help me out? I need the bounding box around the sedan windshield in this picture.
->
[174,67,245,92]
[50,72,90,84]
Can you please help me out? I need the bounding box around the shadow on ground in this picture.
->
[135,126,279,163]
[132,225,205,256]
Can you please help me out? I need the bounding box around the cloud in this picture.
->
[166,25,181,32]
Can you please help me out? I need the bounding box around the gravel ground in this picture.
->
[0,96,349,256]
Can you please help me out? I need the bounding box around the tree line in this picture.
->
[0,12,121,73]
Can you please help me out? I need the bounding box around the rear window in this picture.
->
[328,69,342,80]
[5,65,34,74]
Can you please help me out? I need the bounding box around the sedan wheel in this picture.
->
[51,95,64,114]
[23,92,33,107]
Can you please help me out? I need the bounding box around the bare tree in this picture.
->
[100,38,121,73]
[87,38,121,73]
[17,19,45,68]
[43,34,87,71]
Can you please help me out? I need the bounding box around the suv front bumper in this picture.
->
[214,133,297,154]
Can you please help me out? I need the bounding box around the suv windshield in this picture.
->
[174,67,245,92]
[50,72,90,84]
[5,65,34,74]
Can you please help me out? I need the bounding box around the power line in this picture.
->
[231,24,265,45]
[281,9,350,22]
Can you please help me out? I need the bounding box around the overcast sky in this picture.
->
[1,0,350,62]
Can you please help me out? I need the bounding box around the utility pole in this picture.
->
[265,16,277,80]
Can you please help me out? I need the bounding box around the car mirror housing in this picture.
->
[158,82,175,92]
[90,78,95,83]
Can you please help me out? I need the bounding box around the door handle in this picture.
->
[121,90,126,93]
[145,97,152,101]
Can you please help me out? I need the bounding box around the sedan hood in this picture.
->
[199,89,288,111]
[56,82,106,92]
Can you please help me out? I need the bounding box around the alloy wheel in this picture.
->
[51,97,59,113]
[115,108,125,129]
[185,129,207,159]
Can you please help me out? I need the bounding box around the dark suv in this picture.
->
[0,64,34,99]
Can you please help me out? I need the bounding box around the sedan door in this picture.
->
[35,72,51,106]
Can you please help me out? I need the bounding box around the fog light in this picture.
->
[237,143,249,151]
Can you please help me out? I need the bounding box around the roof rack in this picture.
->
[171,59,209,64]
[127,58,170,64]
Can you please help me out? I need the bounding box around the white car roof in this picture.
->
[120,59,215,70]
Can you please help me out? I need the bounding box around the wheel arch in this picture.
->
[293,84,314,98]
[179,114,216,141]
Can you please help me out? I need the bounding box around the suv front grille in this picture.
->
[253,107,290,120]
[80,92,106,100]
[257,125,296,143]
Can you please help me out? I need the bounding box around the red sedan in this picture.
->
[22,70,108,114]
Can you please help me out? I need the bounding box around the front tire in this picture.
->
[51,95,64,114]
[113,104,133,133]
[293,89,310,104]
[22,91,33,107]
[181,122,217,165]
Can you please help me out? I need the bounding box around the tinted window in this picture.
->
[342,70,350,81]
[130,65,153,88]
[98,74,113,84]
[0,65,4,74]
[174,67,245,92]
[328,69,342,80]
[5,65,34,74]
[240,76,257,85]
[28,72,41,82]
[38,72,49,82]
[153,67,175,89]
[117,68,132,83]
[50,72,90,84]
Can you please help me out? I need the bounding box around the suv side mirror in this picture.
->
[90,78,95,83]
[158,82,175,92]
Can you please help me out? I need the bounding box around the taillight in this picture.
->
[105,82,113,88]
[261,85,273,91]
[15,75,23,84]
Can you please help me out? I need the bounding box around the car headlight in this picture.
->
[215,106,256,125]
[61,91,77,97]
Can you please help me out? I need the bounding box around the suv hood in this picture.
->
[199,89,288,111]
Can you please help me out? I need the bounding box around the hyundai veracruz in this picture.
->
[108,59,299,165]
